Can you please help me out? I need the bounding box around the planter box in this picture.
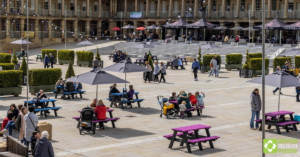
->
[30,85,55,95]
[253,69,269,76]
[77,60,92,67]
[0,86,22,97]
[58,59,74,65]
[225,64,242,71]
[239,69,253,78]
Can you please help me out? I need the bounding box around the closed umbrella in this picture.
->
[76,40,94,51]
[102,60,150,89]
[67,69,129,99]
[247,71,300,111]
[146,25,158,29]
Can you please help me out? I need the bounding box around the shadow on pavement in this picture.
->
[121,107,161,115]
[94,127,155,139]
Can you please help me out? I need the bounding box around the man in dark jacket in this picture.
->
[296,86,300,102]
[49,53,55,68]
[34,131,54,157]
[250,88,261,130]
[192,59,201,81]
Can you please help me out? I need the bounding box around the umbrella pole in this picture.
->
[278,88,281,112]
[125,72,127,91]
[96,85,98,99]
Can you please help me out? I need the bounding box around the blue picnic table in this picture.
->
[53,85,86,99]
[24,99,61,117]
[108,92,144,109]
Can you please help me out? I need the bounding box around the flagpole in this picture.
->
[26,0,29,103]
[262,0,266,156]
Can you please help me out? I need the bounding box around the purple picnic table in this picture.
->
[169,124,213,153]
[75,108,115,128]
[261,110,298,134]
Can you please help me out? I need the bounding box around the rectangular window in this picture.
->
[226,0,230,11]
[44,2,49,9]
[241,0,245,11]
[256,0,260,10]
[70,3,74,10]
[58,3,62,10]
[272,0,276,10]
[288,3,293,12]
[212,0,216,11]
[94,5,98,12]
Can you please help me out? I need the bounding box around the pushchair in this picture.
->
[79,107,96,135]
[157,96,177,119]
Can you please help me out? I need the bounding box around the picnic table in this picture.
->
[169,100,204,116]
[165,124,220,153]
[73,109,119,128]
[256,110,299,134]
[53,85,86,99]
[134,58,145,66]
[166,58,186,69]
[24,99,61,118]
[108,92,144,109]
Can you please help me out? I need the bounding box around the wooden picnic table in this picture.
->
[167,124,219,153]
[24,99,61,117]
[258,110,299,134]
[109,92,143,109]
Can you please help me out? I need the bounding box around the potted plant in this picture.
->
[76,51,93,67]
[239,50,252,78]
[225,54,243,71]
[0,70,22,96]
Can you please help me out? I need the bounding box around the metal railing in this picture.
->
[149,11,156,18]
[90,11,99,17]
[66,10,74,17]
[160,12,168,18]
[0,31,6,39]
[9,7,20,14]
[10,31,21,38]
[102,11,110,18]
[51,9,62,16]
[77,10,87,17]
[52,31,62,38]
[67,32,74,38]
[38,31,49,38]
[23,8,35,15]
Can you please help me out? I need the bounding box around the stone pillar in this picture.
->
[6,0,9,13]
[74,20,78,39]
[124,0,128,17]
[168,0,173,17]
[267,0,271,18]
[6,19,10,39]
[62,0,65,16]
[194,0,198,18]
[284,0,288,18]
[110,0,113,16]
[146,0,149,17]
[21,0,24,14]
[35,0,38,14]
[34,19,39,39]
[87,0,90,17]
[207,0,212,18]
[221,0,225,17]
[74,0,77,16]
[48,20,52,39]
[49,0,52,15]
[61,20,66,40]
[86,20,90,38]
[99,0,102,17]
[157,0,161,17]
[20,19,25,38]
[135,0,138,12]
[236,0,240,18]
[251,0,255,17]
[156,21,161,39]
[181,0,185,17]
[97,20,102,38]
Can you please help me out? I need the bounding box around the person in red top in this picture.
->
[94,100,107,130]
[188,92,197,106]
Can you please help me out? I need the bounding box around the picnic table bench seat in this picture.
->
[163,131,194,140]
[72,116,120,128]
[277,121,299,126]
[120,99,144,103]
[52,90,86,99]
[34,107,62,117]
[187,136,220,152]
[255,117,272,122]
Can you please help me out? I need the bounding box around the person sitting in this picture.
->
[177,57,184,69]
[94,100,107,130]
[90,98,97,109]
[0,104,19,136]
[75,82,82,91]
[109,83,120,107]
[177,92,192,117]
[126,85,135,107]
[36,90,49,108]
[55,78,64,94]
[172,57,179,69]
[188,92,197,106]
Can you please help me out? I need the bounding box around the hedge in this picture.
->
[248,53,262,60]
[225,54,243,64]
[295,56,300,68]
[250,58,269,70]
[0,53,11,63]
[0,70,22,88]
[0,63,15,70]
[29,68,62,86]
[42,49,57,63]
[273,57,292,69]
[58,50,75,62]
[76,51,94,61]
[203,54,221,67]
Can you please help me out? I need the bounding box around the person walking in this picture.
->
[192,59,200,81]
[44,54,50,68]
[24,106,39,146]
[273,66,283,95]
[296,86,300,102]
[49,53,54,68]
[34,131,54,157]
[215,55,220,77]
[250,88,261,130]
[144,61,152,83]
[159,62,166,83]
[153,62,160,82]
[208,57,217,77]
[92,56,100,71]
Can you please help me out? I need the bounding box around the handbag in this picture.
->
[29,115,39,132]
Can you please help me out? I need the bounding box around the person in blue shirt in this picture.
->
[44,54,50,68]
[177,57,183,69]
[192,59,201,81]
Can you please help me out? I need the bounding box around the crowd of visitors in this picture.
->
[44,53,55,69]
[113,50,130,63]
[108,83,135,107]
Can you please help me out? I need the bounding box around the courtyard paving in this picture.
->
[0,41,300,157]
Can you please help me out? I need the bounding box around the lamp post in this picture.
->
[26,0,29,102]
[185,7,192,38]
[199,0,206,41]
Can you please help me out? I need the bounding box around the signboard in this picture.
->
[130,12,142,18]
[23,31,35,38]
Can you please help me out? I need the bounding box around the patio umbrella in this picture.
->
[284,21,300,30]
[146,25,158,29]
[134,43,154,49]
[112,27,121,31]
[76,40,94,51]
[231,26,244,30]
[242,26,258,31]
[102,60,150,89]
[10,39,32,45]
[122,25,136,29]
[163,19,187,29]
[201,44,219,49]
[255,18,287,29]
[67,68,129,99]
[214,26,227,30]
[247,71,300,111]
[136,27,146,31]
[185,19,215,28]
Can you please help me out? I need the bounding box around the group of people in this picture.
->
[124,32,159,42]
[89,99,107,129]
[171,56,185,70]
[209,55,220,77]
[168,91,205,119]
[44,53,55,69]
[108,83,135,107]
[112,50,130,63]
[0,104,54,156]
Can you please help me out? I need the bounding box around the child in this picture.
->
[94,100,107,130]
[195,91,205,116]
[179,101,186,119]
[188,92,197,106]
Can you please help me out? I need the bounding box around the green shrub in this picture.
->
[29,68,62,86]
[0,70,22,88]
[203,54,221,67]
[19,57,27,77]
[148,56,154,71]
[0,63,15,70]
[65,60,75,79]
[295,56,300,68]
[96,47,101,61]
[273,57,292,69]
[12,51,18,64]
[0,53,11,63]
[248,53,262,60]
[250,58,269,70]
[226,54,243,64]
[42,49,57,63]
[198,48,202,65]
[242,64,250,69]
[76,51,94,61]
[58,50,75,62]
